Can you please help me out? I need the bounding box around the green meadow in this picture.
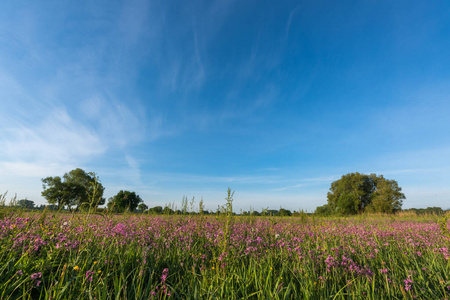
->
[1,207,450,299]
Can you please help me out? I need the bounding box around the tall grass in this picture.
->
[1,202,450,299]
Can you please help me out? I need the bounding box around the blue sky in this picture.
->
[1,0,449,212]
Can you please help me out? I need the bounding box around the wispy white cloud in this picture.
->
[143,6,207,93]
[79,97,147,146]
[117,0,151,47]
[0,162,77,179]
[124,154,142,185]
[285,5,305,40]
[0,107,105,175]
[139,0,240,95]
[0,0,169,184]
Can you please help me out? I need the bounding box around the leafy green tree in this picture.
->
[326,172,405,215]
[162,206,174,215]
[64,169,105,209]
[315,204,332,216]
[267,209,279,216]
[41,169,105,210]
[277,208,292,216]
[149,206,163,214]
[17,199,35,209]
[366,175,405,213]
[137,203,148,212]
[42,176,83,209]
[47,204,58,211]
[107,190,142,213]
[425,207,444,215]
[406,207,444,215]
[327,172,374,214]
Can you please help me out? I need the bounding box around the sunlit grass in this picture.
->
[1,207,450,299]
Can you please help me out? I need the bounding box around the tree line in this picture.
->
[41,168,144,213]
[7,169,441,216]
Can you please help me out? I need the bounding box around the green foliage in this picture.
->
[218,188,234,216]
[315,204,332,216]
[405,207,445,215]
[439,212,450,240]
[16,199,35,209]
[41,176,76,209]
[137,203,148,212]
[107,190,143,213]
[41,168,105,210]
[365,174,405,213]
[181,195,188,215]
[277,208,292,217]
[198,197,205,215]
[242,208,261,216]
[261,209,279,216]
[293,209,309,223]
[0,192,19,219]
[149,206,163,214]
[189,196,196,214]
[326,172,405,215]
[327,172,373,214]
[221,187,235,254]
[2,213,450,299]
[162,206,174,215]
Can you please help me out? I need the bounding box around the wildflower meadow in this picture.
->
[1,208,450,299]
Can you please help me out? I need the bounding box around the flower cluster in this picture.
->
[1,214,450,298]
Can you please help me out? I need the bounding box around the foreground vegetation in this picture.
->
[1,207,450,300]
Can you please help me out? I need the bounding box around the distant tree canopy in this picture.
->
[162,206,174,215]
[266,209,279,216]
[242,210,261,216]
[137,203,148,212]
[149,206,163,214]
[41,168,105,210]
[326,172,405,215]
[404,207,445,215]
[17,199,35,209]
[277,208,292,217]
[314,204,332,216]
[107,190,142,213]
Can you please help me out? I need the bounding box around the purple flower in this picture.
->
[404,275,413,291]
[86,270,95,282]
[161,268,169,283]
[31,272,42,280]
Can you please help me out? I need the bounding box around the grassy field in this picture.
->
[1,209,450,299]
